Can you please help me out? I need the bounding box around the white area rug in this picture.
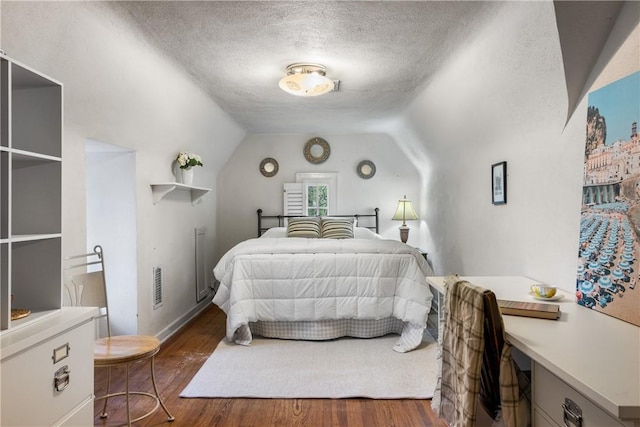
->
[180,334,439,399]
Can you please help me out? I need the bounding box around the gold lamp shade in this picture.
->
[392,195,419,243]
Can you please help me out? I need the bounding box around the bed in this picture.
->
[212,209,434,352]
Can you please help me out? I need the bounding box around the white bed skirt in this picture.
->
[242,317,426,352]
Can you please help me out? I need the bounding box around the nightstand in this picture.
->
[413,248,439,340]
[414,248,433,272]
[412,247,428,261]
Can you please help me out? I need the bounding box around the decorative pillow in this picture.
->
[286,217,321,238]
[320,217,355,239]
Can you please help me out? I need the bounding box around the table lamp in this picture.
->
[392,195,419,243]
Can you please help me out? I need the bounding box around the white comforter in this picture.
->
[212,237,434,351]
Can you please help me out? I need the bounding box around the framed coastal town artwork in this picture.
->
[577,71,640,327]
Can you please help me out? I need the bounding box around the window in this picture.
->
[306,183,328,216]
[284,173,337,217]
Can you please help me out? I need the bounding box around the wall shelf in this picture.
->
[151,182,211,205]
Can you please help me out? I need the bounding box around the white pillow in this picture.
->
[260,227,287,238]
[353,227,380,239]
[261,226,378,239]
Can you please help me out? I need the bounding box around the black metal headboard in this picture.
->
[257,208,380,237]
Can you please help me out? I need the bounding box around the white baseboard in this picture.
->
[156,299,212,343]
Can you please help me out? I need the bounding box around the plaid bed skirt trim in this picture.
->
[247,318,425,352]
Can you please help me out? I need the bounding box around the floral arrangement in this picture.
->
[176,152,203,169]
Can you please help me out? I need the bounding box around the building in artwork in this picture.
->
[583,122,640,205]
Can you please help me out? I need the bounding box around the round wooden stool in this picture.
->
[94,335,175,426]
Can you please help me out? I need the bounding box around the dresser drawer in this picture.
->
[533,406,558,427]
[57,396,94,427]
[1,319,94,426]
[533,363,631,427]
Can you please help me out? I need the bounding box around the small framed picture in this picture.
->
[491,161,507,205]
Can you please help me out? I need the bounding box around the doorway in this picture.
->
[85,139,137,335]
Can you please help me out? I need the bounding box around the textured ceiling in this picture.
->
[107,1,499,134]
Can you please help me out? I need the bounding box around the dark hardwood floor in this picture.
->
[93,304,447,427]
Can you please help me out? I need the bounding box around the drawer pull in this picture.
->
[54,365,70,392]
[562,398,582,427]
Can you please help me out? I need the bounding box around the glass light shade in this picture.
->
[279,63,334,97]
[392,197,419,225]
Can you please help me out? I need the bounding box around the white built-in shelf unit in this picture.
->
[0,54,63,332]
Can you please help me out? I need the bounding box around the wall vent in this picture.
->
[153,266,163,309]
[195,227,208,302]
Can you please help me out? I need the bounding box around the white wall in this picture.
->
[404,1,640,291]
[216,133,422,258]
[1,2,246,336]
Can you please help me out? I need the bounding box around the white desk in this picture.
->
[426,276,640,427]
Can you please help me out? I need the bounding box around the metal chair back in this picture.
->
[63,245,111,337]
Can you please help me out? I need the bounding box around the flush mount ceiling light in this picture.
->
[278,63,335,97]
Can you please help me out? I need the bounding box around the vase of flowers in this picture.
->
[175,152,203,185]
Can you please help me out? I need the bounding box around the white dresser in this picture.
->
[427,276,640,427]
[1,307,97,426]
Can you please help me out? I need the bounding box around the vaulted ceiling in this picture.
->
[107,1,624,135]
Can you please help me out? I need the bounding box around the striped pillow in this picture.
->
[320,217,355,239]
[286,217,321,238]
